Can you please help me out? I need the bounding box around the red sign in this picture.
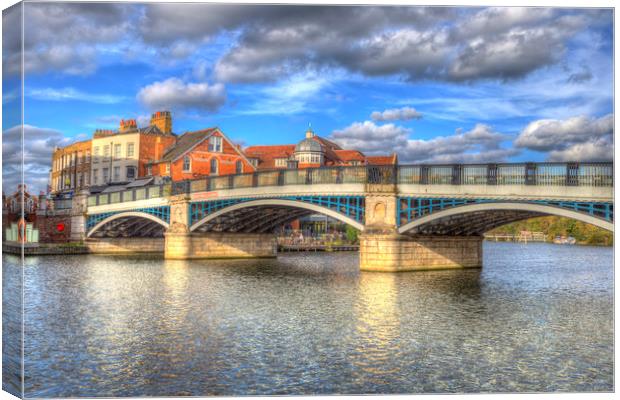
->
[56,223,65,232]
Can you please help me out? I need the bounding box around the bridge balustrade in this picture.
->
[86,162,613,206]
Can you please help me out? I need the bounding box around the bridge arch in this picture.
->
[398,202,613,235]
[190,198,365,233]
[86,211,170,238]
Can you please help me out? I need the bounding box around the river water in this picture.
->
[2,242,614,396]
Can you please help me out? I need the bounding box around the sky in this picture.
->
[1,2,614,193]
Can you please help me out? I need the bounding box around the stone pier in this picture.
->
[359,234,483,272]
[86,238,165,254]
[360,183,482,272]
[164,232,277,260]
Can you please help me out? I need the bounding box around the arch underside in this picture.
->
[191,199,365,233]
[402,210,545,235]
[87,212,169,238]
[193,205,316,233]
[399,202,613,236]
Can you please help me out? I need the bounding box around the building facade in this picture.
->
[90,112,176,186]
[147,128,255,181]
[50,140,92,194]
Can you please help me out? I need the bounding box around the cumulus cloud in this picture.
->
[137,78,226,112]
[515,114,612,151]
[371,106,423,121]
[331,121,410,155]
[331,121,516,163]
[2,125,77,193]
[515,114,613,161]
[4,3,132,76]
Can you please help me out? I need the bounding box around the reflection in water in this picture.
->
[4,243,612,396]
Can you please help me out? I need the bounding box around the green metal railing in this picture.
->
[87,162,613,206]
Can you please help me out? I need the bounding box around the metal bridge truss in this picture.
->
[397,197,613,234]
[190,196,365,232]
[87,206,171,230]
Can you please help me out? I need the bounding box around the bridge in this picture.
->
[71,162,613,271]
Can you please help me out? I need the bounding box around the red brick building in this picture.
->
[147,127,255,180]
[244,127,397,170]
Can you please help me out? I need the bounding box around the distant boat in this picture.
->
[553,235,576,245]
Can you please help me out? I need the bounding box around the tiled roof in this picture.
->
[365,153,398,165]
[333,149,366,162]
[160,128,217,162]
[313,136,342,150]
[244,145,296,169]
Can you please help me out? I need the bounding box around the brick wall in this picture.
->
[37,213,73,243]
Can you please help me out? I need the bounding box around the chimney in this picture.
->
[150,111,172,134]
[119,119,137,133]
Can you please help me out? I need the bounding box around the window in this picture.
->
[183,155,191,172]
[208,136,222,152]
[210,158,218,175]
[114,144,121,159]
[113,166,120,181]
[126,166,136,179]
[165,163,170,174]
[93,169,98,184]
[103,145,110,158]
[275,158,287,167]
[85,151,90,163]
[78,174,83,187]
[77,152,83,164]
[127,143,135,157]
[147,165,152,176]
[93,147,99,163]
[236,160,243,174]
[102,168,109,183]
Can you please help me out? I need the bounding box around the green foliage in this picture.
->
[345,225,359,244]
[489,216,613,246]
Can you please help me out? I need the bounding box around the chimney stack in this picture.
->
[119,119,137,133]
[150,111,172,134]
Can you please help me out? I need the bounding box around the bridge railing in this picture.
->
[86,162,612,206]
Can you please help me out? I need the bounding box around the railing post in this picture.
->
[487,164,497,185]
[336,167,343,184]
[567,162,579,186]
[525,163,537,185]
[451,164,462,185]
[420,165,429,185]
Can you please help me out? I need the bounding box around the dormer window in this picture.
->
[208,136,222,152]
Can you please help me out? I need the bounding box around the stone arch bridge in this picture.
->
[77,162,613,271]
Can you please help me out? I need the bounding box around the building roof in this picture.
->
[159,128,217,162]
[333,149,366,162]
[244,145,296,169]
[366,153,398,165]
[93,124,175,139]
[295,137,323,153]
[312,135,342,151]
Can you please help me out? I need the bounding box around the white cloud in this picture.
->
[515,114,613,151]
[331,121,516,163]
[2,125,77,193]
[331,121,410,155]
[137,78,226,112]
[371,106,423,122]
[27,87,126,104]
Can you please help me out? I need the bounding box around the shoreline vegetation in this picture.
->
[488,216,613,247]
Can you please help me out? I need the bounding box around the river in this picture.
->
[2,242,613,396]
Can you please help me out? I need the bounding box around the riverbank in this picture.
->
[2,242,89,256]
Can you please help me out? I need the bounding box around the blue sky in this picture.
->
[1,3,614,192]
